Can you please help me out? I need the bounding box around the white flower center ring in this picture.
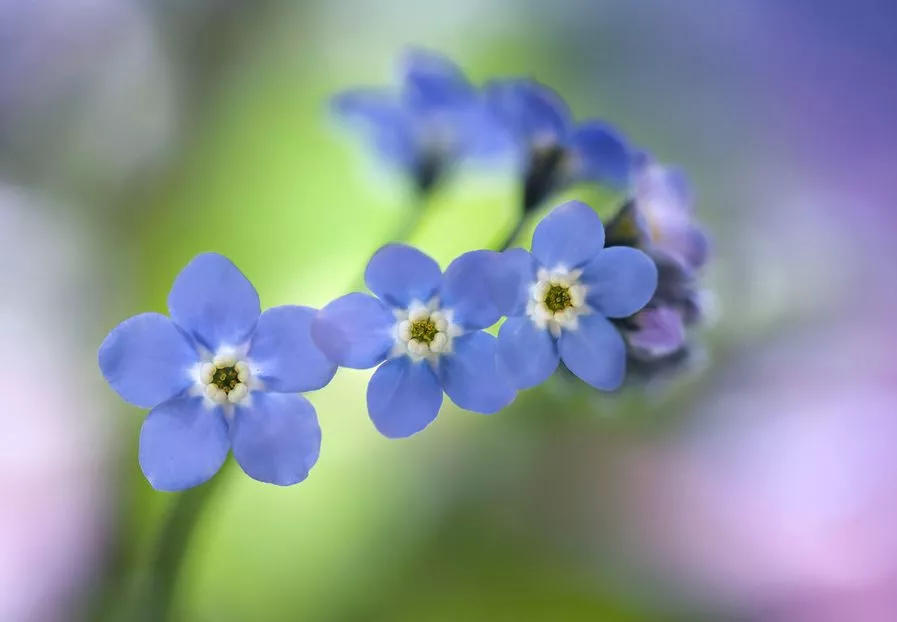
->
[393,299,462,362]
[199,351,252,405]
[527,267,588,338]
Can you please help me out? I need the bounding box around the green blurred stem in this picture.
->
[133,468,229,622]
[351,199,425,291]
[497,216,526,251]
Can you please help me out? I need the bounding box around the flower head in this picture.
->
[331,47,508,195]
[485,79,632,213]
[604,156,712,372]
[607,154,709,270]
[492,201,657,391]
[312,245,516,438]
[98,253,336,491]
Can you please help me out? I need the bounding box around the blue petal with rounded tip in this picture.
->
[531,201,606,270]
[497,316,560,390]
[138,396,230,492]
[248,305,337,393]
[580,247,658,318]
[400,47,473,111]
[167,253,260,351]
[567,121,632,189]
[441,250,503,329]
[486,79,572,145]
[489,248,536,317]
[439,332,515,413]
[364,244,443,308]
[231,392,321,486]
[98,312,198,409]
[312,293,395,369]
[367,356,443,438]
[331,88,416,167]
[559,314,626,391]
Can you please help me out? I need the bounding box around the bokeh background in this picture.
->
[1,1,895,620]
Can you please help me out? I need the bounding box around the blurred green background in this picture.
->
[2,1,895,621]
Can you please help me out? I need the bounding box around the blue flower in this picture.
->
[492,201,657,391]
[98,253,336,491]
[312,245,515,438]
[331,47,509,195]
[485,78,632,213]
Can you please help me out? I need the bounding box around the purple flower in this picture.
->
[626,154,709,270]
[492,201,657,391]
[98,253,336,491]
[605,155,712,367]
[331,47,509,195]
[485,79,632,212]
[312,245,515,439]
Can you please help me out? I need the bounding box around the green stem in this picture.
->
[132,464,230,622]
[497,216,526,251]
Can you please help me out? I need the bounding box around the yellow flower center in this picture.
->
[543,285,573,313]
[409,318,438,344]
[211,366,240,393]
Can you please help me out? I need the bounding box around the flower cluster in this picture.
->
[604,153,712,380]
[331,48,630,217]
[99,49,713,491]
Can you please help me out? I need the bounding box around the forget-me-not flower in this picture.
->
[332,48,509,195]
[98,253,336,491]
[607,153,709,270]
[485,78,632,215]
[312,245,515,438]
[492,201,657,391]
[605,154,711,364]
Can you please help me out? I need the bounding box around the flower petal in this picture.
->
[312,293,395,369]
[367,357,443,438]
[231,392,321,486]
[486,79,572,144]
[138,396,230,492]
[531,201,605,269]
[581,246,658,318]
[248,306,337,393]
[567,121,632,189]
[634,159,694,217]
[167,253,260,351]
[497,316,560,390]
[489,248,537,317]
[440,250,503,329]
[439,332,516,413]
[400,47,473,111]
[558,313,626,391]
[627,307,686,359]
[364,244,442,309]
[98,312,198,409]
[330,88,416,168]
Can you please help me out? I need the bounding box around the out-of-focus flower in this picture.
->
[604,156,712,377]
[485,78,632,214]
[331,47,509,195]
[0,0,176,194]
[492,201,657,391]
[98,253,336,491]
[313,245,515,438]
[616,154,709,270]
[0,185,108,621]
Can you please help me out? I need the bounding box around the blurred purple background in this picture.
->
[1,1,895,620]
